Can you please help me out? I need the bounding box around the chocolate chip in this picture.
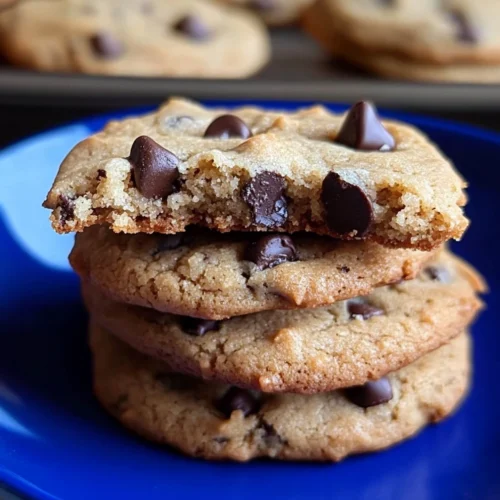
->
[213,436,229,444]
[96,169,106,180]
[321,172,373,236]
[216,388,260,418]
[335,101,395,151]
[338,265,350,273]
[258,420,285,447]
[174,15,211,41]
[249,0,276,12]
[89,32,124,59]
[344,378,393,408]
[59,195,74,225]
[244,234,297,270]
[242,172,288,228]
[448,9,479,43]
[152,233,185,255]
[180,317,219,336]
[425,266,451,283]
[204,115,252,139]
[348,300,384,320]
[128,136,180,199]
[156,373,197,391]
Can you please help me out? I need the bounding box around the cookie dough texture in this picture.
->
[305,0,500,65]
[84,252,484,393]
[91,324,471,461]
[0,0,270,77]
[44,98,468,250]
[71,225,436,319]
[220,0,315,26]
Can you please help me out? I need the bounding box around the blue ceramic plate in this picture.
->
[0,103,498,500]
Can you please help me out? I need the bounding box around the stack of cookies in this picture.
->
[44,98,485,461]
[304,0,500,83]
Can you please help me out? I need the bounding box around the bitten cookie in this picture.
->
[44,98,468,250]
[91,324,472,461]
[304,0,500,65]
[71,225,436,319]
[219,0,315,26]
[0,0,270,77]
[85,251,484,393]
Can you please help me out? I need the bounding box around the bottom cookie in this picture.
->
[91,324,471,462]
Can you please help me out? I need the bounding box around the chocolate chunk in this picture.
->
[242,172,288,228]
[180,317,219,336]
[344,378,393,408]
[174,15,211,41]
[152,233,185,255]
[59,195,74,225]
[335,101,395,151]
[204,115,252,139]
[448,9,479,44]
[90,32,124,59]
[348,300,384,320]
[216,387,260,418]
[96,169,106,180]
[245,234,297,270]
[249,0,276,12]
[128,136,180,199]
[321,172,373,236]
[156,373,197,391]
[425,266,451,283]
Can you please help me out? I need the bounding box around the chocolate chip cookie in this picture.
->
[84,251,484,393]
[0,0,270,77]
[334,35,500,83]
[304,0,500,65]
[91,323,471,461]
[44,98,468,250]
[71,225,436,319]
[220,0,315,26]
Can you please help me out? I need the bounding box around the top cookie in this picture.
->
[312,0,500,64]
[44,98,468,250]
[0,0,270,78]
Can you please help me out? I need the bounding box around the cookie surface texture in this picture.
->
[85,251,484,393]
[91,324,472,461]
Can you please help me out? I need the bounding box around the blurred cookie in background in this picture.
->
[330,33,500,83]
[221,0,315,26]
[0,0,270,78]
[303,0,500,82]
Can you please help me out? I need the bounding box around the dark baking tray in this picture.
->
[1,29,499,111]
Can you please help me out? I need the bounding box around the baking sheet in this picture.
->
[0,29,499,110]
